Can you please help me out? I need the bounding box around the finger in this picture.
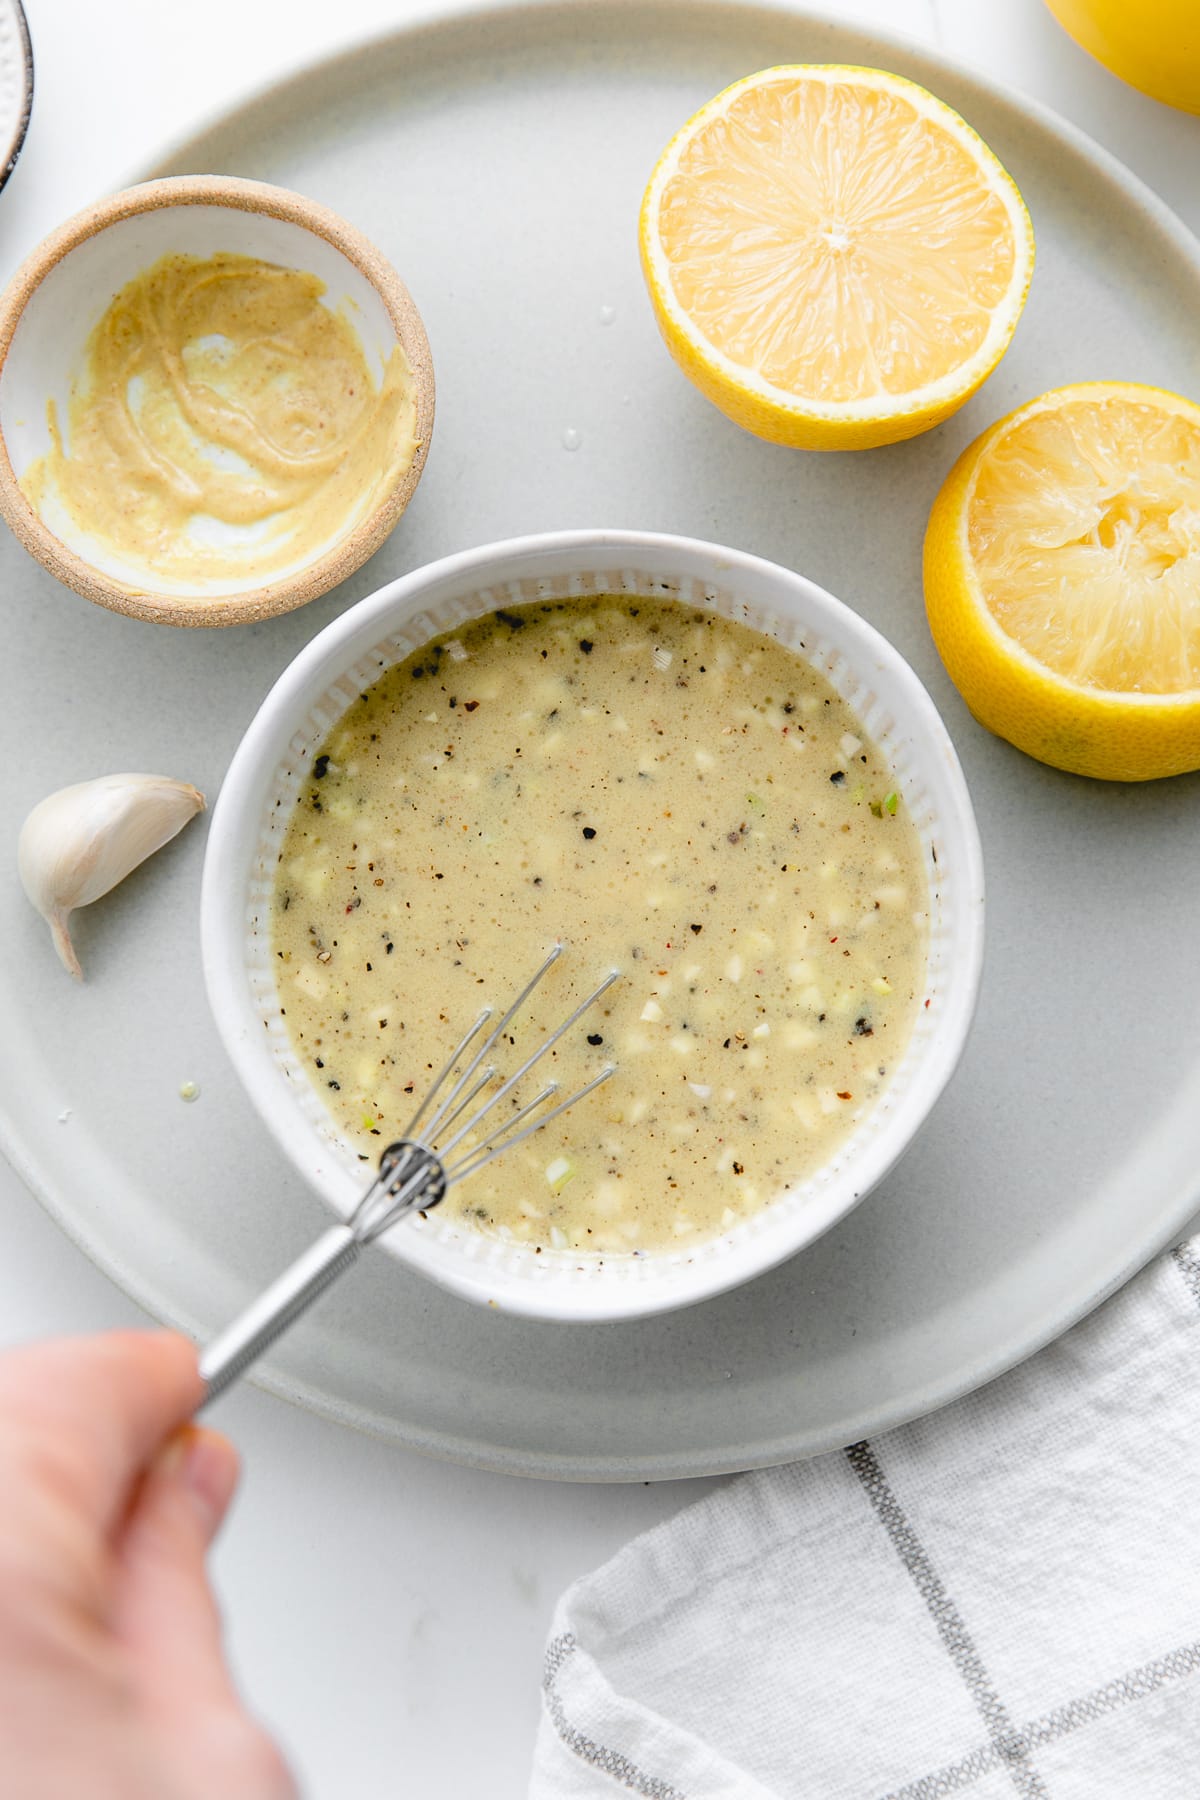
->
[0,1331,202,1535]
[113,1426,242,1717]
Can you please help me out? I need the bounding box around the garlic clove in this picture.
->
[18,774,205,980]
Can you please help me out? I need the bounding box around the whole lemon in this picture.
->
[1043,0,1200,112]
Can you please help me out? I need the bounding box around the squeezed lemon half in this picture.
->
[639,65,1035,450]
[924,382,1200,781]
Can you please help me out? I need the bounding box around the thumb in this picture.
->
[113,1426,242,1718]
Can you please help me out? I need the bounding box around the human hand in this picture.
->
[0,1330,296,1799]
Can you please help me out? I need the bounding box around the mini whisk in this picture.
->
[199,945,618,1405]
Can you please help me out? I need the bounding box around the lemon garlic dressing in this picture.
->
[21,252,418,585]
[271,598,928,1254]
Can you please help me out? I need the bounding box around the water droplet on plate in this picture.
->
[598,305,616,326]
[562,427,582,452]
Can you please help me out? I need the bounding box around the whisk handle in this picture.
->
[198,1225,359,1408]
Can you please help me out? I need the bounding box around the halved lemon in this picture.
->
[924,382,1200,781]
[639,66,1035,451]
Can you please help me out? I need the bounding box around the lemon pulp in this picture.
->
[970,394,1200,694]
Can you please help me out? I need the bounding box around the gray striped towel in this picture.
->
[531,1238,1200,1798]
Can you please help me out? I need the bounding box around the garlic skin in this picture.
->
[18,774,205,979]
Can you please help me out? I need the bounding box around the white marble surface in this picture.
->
[0,2,1196,1795]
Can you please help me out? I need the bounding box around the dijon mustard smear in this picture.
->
[271,597,929,1254]
[21,252,418,585]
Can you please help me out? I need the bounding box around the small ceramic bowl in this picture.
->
[0,175,434,626]
[202,529,985,1322]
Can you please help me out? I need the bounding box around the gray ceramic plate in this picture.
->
[2,0,1199,1480]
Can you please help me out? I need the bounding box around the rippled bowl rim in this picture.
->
[201,528,984,1321]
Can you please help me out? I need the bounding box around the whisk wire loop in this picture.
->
[408,942,566,1145]
[408,957,626,1195]
[435,965,620,1162]
[402,1006,493,1141]
[446,1062,617,1184]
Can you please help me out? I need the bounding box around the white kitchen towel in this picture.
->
[531,1238,1200,1799]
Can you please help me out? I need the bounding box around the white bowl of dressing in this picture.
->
[202,529,984,1322]
[0,175,434,627]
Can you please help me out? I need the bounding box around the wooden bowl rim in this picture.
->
[0,174,435,628]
